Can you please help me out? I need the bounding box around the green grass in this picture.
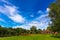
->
[0,34,60,40]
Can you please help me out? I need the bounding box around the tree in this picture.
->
[49,0,60,33]
[37,29,41,34]
[30,26,37,34]
[47,26,52,31]
[0,26,4,37]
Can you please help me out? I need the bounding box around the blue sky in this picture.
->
[0,0,55,30]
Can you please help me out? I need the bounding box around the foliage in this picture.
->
[0,26,41,37]
[49,0,60,33]
[30,26,37,34]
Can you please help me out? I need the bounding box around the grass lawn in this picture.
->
[0,34,60,40]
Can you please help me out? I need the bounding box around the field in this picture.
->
[0,34,60,40]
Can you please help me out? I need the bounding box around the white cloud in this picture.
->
[0,0,26,23]
[46,8,50,12]
[0,5,17,16]
[12,13,49,30]
[12,19,49,30]
[38,8,50,14]
[9,14,25,23]
[38,14,48,19]
[29,14,49,29]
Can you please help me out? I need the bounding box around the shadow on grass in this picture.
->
[51,35,60,38]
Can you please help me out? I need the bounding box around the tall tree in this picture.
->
[30,26,37,34]
[49,0,60,33]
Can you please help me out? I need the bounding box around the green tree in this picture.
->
[37,29,41,34]
[49,0,60,33]
[30,26,37,34]
[47,26,52,31]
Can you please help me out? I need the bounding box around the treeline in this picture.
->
[0,26,41,37]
